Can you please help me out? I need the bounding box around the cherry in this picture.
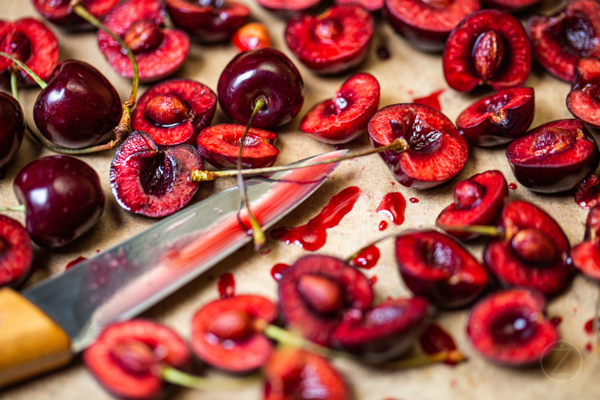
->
[231,23,271,52]
[32,0,119,29]
[0,215,33,287]
[0,92,25,173]
[217,48,304,129]
[13,155,105,248]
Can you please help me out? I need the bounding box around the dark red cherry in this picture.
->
[217,48,304,129]
[33,60,122,150]
[14,156,105,248]
[0,92,25,173]
[0,215,33,288]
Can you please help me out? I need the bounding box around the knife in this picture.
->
[0,149,346,388]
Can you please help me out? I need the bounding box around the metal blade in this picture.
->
[23,150,346,352]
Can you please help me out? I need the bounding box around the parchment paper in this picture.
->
[1,0,599,398]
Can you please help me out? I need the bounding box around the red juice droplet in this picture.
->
[261,249,272,256]
[271,263,290,281]
[369,275,378,285]
[584,317,600,334]
[509,183,517,190]
[412,89,445,111]
[65,256,87,270]
[409,197,419,203]
[352,246,381,269]
[218,273,235,299]
[377,192,406,225]
[585,342,593,353]
[419,323,458,365]
[271,186,362,251]
[379,220,388,231]
[550,316,562,327]
[450,379,458,388]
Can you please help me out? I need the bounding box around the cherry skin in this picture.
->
[217,48,304,129]
[33,60,122,149]
[14,155,105,248]
[0,92,25,173]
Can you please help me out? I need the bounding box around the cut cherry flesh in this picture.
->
[110,131,202,218]
[196,124,278,169]
[571,205,600,280]
[132,78,217,147]
[191,295,277,373]
[436,170,508,240]
[218,48,304,129]
[331,297,430,363]
[484,200,571,295]
[467,289,558,366]
[0,92,25,172]
[443,10,531,92]
[83,319,190,400]
[335,0,383,12]
[264,349,349,400]
[300,73,380,145]
[528,0,600,82]
[285,5,374,75]
[480,0,540,12]
[166,0,250,43]
[232,23,271,52]
[278,255,374,346]
[32,0,119,29]
[506,119,600,193]
[368,103,468,189]
[384,0,480,52]
[0,215,32,288]
[456,87,535,147]
[14,155,105,248]
[98,0,190,83]
[0,18,59,87]
[256,0,321,17]
[396,230,488,308]
[33,60,122,150]
[567,57,600,128]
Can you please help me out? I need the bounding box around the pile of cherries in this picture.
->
[2,0,600,398]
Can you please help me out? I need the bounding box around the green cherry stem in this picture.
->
[160,365,258,390]
[10,68,19,102]
[0,205,26,212]
[191,138,410,182]
[0,52,47,89]
[237,96,268,251]
[437,224,504,238]
[376,350,465,369]
[260,322,346,360]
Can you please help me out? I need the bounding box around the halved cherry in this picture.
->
[367,103,468,189]
[257,0,322,17]
[456,87,535,147]
[436,170,508,239]
[196,124,278,169]
[331,297,430,363]
[285,5,374,75]
[384,0,480,52]
[528,0,600,82]
[567,57,600,128]
[0,215,32,288]
[0,18,58,87]
[506,119,600,193]
[110,131,202,218]
[484,200,571,295]
[467,289,558,366]
[231,23,271,52]
[264,349,349,400]
[396,231,488,308]
[443,10,531,92]
[278,255,374,346]
[98,0,190,83]
[83,319,191,400]
[32,0,119,29]
[571,205,600,280]
[301,73,380,144]
[166,0,250,43]
[132,78,217,147]
[191,295,278,373]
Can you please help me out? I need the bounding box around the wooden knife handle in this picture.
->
[0,287,72,388]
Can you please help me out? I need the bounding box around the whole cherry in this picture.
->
[0,92,25,174]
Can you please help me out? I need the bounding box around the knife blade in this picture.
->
[0,149,346,387]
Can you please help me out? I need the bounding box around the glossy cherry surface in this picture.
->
[33,60,122,149]
[217,48,304,129]
[14,155,105,248]
[0,92,25,172]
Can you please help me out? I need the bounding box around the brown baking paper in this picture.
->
[1,0,600,398]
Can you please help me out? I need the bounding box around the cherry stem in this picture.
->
[237,97,268,251]
[259,322,346,360]
[376,350,465,369]
[0,52,47,89]
[160,365,258,390]
[437,224,504,238]
[191,138,410,182]
[0,205,26,212]
[10,68,19,102]
[345,234,396,263]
